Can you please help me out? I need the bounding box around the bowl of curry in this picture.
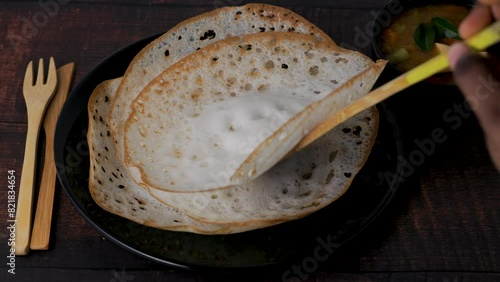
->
[372,0,473,85]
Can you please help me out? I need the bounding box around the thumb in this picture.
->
[448,43,500,171]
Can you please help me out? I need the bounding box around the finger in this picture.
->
[449,43,500,171]
[493,5,500,19]
[459,4,493,38]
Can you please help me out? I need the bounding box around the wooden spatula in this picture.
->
[30,62,75,250]
[289,20,500,155]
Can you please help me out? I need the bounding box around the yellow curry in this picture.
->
[378,4,469,84]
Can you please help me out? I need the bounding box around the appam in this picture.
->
[123,32,385,192]
[109,3,335,164]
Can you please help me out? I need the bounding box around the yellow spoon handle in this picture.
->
[407,20,500,85]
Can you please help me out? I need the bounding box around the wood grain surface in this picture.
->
[1,0,499,281]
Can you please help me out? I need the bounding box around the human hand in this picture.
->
[448,0,500,171]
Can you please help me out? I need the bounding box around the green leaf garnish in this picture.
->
[414,23,436,51]
[432,17,461,39]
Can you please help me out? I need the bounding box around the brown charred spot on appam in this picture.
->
[226,77,237,86]
[300,190,312,197]
[200,30,216,41]
[258,84,270,92]
[329,151,338,163]
[265,60,274,70]
[302,172,312,180]
[230,92,236,97]
[236,10,242,15]
[335,57,349,64]
[218,69,225,79]
[325,169,335,184]
[288,27,296,32]
[309,66,319,76]
[320,57,328,63]
[250,68,260,76]
[134,197,144,205]
[353,126,362,136]
[211,194,218,199]
[305,51,315,59]
[244,83,253,91]
[174,148,183,158]
[190,89,203,101]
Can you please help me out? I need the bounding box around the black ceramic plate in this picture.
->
[54,34,406,270]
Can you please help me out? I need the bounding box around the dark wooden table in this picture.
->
[1,0,499,281]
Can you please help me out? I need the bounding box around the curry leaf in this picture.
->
[414,23,436,51]
[432,17,461,39]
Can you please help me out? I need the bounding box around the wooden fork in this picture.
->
[15,57,58,255]
[30,62,75,250]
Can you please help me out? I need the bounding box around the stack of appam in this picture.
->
[87,3,387,234]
